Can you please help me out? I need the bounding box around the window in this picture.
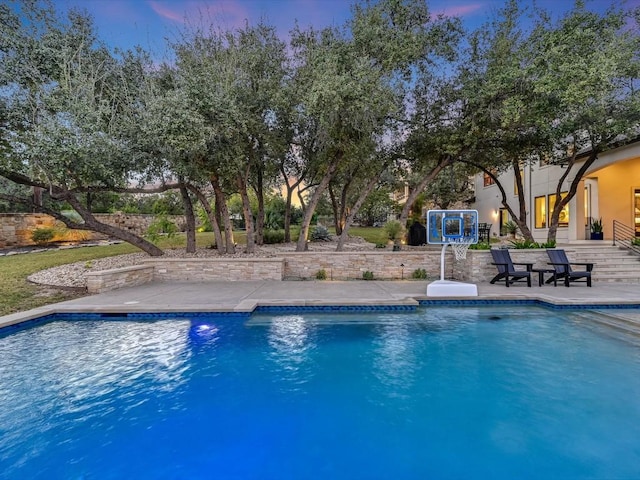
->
[549,192,569,227]
[534,196,546,229]
[483,172,495,187]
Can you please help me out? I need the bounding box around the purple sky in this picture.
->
[51,0,632,55]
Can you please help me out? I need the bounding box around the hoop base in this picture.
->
[427,280,478,297]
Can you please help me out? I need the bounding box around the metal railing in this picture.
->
[612,220,640,256]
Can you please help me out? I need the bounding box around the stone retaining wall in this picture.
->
[93,214,186,236]
[0,213,187,248]
[143,258,285,282]
[81,248,563,294]
[0,214,56,248]
[86,265,155,294]
[453,249,551,283]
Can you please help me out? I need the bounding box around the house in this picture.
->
[472,139,640,242]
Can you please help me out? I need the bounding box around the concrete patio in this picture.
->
[2,279,640,329]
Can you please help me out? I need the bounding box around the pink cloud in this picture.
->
[433,3,485,18]
[147,1,251,30]
[148,1,184,22]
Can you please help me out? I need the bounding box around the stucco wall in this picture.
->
[587,156,640,238]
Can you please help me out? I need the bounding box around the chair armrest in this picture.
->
[569,262,594,271]
[512,262,534,271]
[547,262,570,271]
[491,262,508,266]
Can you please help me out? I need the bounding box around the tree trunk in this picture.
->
[546,150,599,243]
[179,182,197,253]
[237,174,256,254]
[511,161,534,241]
[295,155,341,252]
[65,194,165,256]
[336,171,383,251]
[188,184,224,251]
[397,159,452,247]
[255,167,265,245]
[210,173,235,254]
[328,184,342,235]
[279,164,303,243]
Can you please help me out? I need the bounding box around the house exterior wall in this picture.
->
[586,155,640,238]
[472,141,640,242]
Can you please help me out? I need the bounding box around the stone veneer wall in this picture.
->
[453,249,551,283]
[86,265,155,294]
[143,258,286,282]
[0,213,56,248]
[281,251,446,280]
[93,214,186,236]
[0,213,187,248]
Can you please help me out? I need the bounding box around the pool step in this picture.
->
[569,310,640,345]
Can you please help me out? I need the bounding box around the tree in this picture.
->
[529,2,640,242]
[0,3,167,255]
[292,0,458,252]
[455,0,553,242]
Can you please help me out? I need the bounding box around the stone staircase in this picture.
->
[564,244,640,283]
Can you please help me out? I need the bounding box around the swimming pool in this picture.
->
[1,306,639,479]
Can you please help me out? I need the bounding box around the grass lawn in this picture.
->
[0,227,385,317]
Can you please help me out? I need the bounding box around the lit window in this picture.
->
[483,172,495,187]
[535,196,546,228]
[549,192,569,227]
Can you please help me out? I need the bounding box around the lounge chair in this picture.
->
[490,249,533,287]
[546,249,593,287]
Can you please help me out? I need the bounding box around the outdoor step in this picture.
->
[591,264,640,272]
[569,311,640,346]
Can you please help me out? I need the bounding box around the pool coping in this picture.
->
[3,291,640,332]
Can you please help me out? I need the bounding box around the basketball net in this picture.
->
[449,240,473,260]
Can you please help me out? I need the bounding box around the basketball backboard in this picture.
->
[427,209,479,245]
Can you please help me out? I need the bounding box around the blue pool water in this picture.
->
[1,306,640,479]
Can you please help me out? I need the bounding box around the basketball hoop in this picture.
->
[450,240,472,260]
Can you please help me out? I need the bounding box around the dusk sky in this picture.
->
[49,0,635,56]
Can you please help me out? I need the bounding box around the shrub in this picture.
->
[508,239,539,249]
[311,224,331,241]
[503,220,519,236]
[411,268,428,279]
[538,240,556,248]
[631,238,640,247]
[146,215,178,243]
[469,242,491,250]
[375,243,387,248]
[263,229,285,244]
[590,218,603,234]
[384,220,402,241]
[315,269,327,280]
[362,270,374,280]
[31,227,56,246]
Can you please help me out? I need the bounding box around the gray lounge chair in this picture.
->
[490,249,532,287]
[546,249,593,287]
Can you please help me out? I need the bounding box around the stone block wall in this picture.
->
[453,249,552,283]
[93,214,186,236]
[282,251,446,280]
[0,213,188,248]
[0,213,56,248]
[86,265,155,294]
[143,258,286,282]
